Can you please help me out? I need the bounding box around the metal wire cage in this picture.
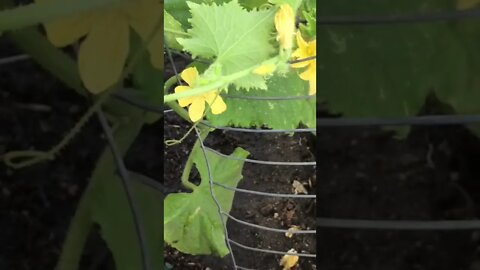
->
[163,40,317,269]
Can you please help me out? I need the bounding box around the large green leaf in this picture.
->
[165,0,229,28]
[318,0,480,134]
[269,0,302,10]
[164,146,249,257]
[91,164,163,270]
[318,0,480,137]
[239,0,269,9]
[177,0,275,90]
[207,72,315,129]
[441,14,480,116]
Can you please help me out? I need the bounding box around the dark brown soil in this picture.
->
[318,107,480,270]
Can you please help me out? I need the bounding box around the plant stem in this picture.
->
[163,57,278,103]
[7,28,85,96]
[164,75,191,121]
[164,27,189,36]
[0,0,125,32]
[55,114,145,270]
[55,186,93,270]
[180,129,210,190]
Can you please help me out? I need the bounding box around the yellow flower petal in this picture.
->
[291,55,310,68]
[299,65,316,81]
[181,67,199,86]
[299,65,316,95]
[291,51,310,68]
[275,4,295,50]
[78,13,129,93]
[295,30,308,49]
[36,0,95,47]
[205,92,227,115]
[174,85,195,107]
[188,99,206,122]
[308,78,316,95]
[291,32,314,68]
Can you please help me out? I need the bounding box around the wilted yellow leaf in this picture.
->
[285,225,300,238]
[279,248,299,270]
[292,180,308,195]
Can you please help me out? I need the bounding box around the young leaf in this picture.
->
[299,8,316,39]
[164,146,249,256]
[164,10,186,51]
[207,72,315,129]
[177,0,275,90]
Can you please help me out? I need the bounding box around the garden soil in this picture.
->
[164,111,317,270]
[318,106,480,270]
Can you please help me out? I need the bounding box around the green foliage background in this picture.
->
[319,0,480,133]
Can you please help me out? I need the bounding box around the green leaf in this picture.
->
[269,0,302,10]
[0,0,122,32]
[129,30,163,124]
[8,28,85,96]
[164,10,186,51]
[68,114,163,270]
[239,0,269,9]
[177,0,275,90]
[207,72,315,129]
[318,0,472,136]
[304,0,316,10]
[164,146,249,256]
[165,0,229,28]
[91,171,163,270]
[299,8,316,39]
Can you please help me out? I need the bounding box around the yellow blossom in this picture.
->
[291,31,316,95]
[174,67,227,122]
[36,0,163,94]
[274,4,295,50]
[279,248,299,270]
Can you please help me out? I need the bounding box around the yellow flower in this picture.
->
[274,4,295,50]
[279,248,299,270]
[174,67,227,122]
[291,31,316,95]
[36,0,163,94]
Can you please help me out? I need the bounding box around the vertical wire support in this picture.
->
[164,41,182,86]
[194,126,238,269]
[96,108,150,270]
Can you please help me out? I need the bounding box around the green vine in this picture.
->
[0,0,125,32]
